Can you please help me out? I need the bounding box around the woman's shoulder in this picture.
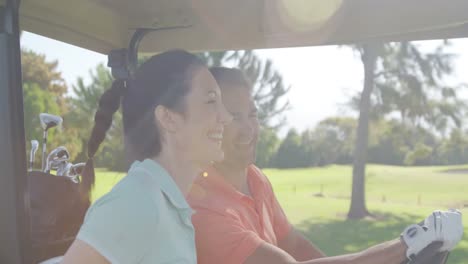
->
[77,176,163,263]
[87,176,163,224]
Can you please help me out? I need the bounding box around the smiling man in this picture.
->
[187,67,463,264]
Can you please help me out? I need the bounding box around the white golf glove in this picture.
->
[401,209,463,260]
[437,209,464,251]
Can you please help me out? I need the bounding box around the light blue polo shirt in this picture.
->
[76,159,196,264]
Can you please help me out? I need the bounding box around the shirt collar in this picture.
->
[129,159,191,210]
[191,165,262,204]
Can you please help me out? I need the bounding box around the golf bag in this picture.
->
[29,171,90,263]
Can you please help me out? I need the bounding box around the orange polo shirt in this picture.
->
[187,165,292,264]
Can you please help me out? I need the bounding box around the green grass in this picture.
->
[264,164,468,263]
[93,164,468,263]
[92,168,125,200]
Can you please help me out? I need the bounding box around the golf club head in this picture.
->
[70,163,85,176]
[68,176,80,184]
[48,160,69,174]
[39,113,63,131]
[45,146,70,172]
[56,161,71,176]
[66,163,85,183]
[29,139,39,171]
[30,140,39,170]
[54,162,80,183]
[31,140,39,154]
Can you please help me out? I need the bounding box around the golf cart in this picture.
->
[1,0,468,263]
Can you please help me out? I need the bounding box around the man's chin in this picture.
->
[218,151,256,167]
[239,155,256,168]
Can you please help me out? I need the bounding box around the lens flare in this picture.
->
[277,0,343,32]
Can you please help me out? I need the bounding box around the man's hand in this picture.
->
[437,209,463,251]
[401,209,463,261]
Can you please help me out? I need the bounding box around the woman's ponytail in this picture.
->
[80,79,126,201]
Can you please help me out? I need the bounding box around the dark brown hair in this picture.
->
[80,50,205,201]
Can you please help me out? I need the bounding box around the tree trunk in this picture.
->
[347,43,379,219]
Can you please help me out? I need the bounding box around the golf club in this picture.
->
[56,161,72,177]
[69,162,85,175]
[67,162,85,183]
[45,146,69,173]
[39,113,63,171]
[30,140,39,171]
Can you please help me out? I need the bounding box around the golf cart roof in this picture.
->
[20,0,468,54]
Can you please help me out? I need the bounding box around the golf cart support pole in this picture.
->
[0,0,33,263]
[108,26,188,80]
[107,28,151,80]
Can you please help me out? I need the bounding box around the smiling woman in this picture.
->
[60,50,232,264]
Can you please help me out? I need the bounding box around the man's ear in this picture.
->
[154,105,177,133]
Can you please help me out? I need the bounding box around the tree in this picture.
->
[298,130,320,167]
[347,42,382,219]
[404,142,433,166]
[367,119,411,165]
[347,40,464,219]
[309,117,357,166]
[21,49,79,162]
[21,49,68,110]
[23,82,61,142]
[255,127,280,168]
[274,129,306,168]
[435,128,468,165]
[378,42,464,133]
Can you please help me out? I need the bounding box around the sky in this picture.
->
[20,32,468,136]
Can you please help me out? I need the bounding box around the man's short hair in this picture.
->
[209,67,252,92]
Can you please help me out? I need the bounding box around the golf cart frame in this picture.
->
[2,0,468,263]
[1,0,31,263]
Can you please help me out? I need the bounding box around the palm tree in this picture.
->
[347,40,464,219]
